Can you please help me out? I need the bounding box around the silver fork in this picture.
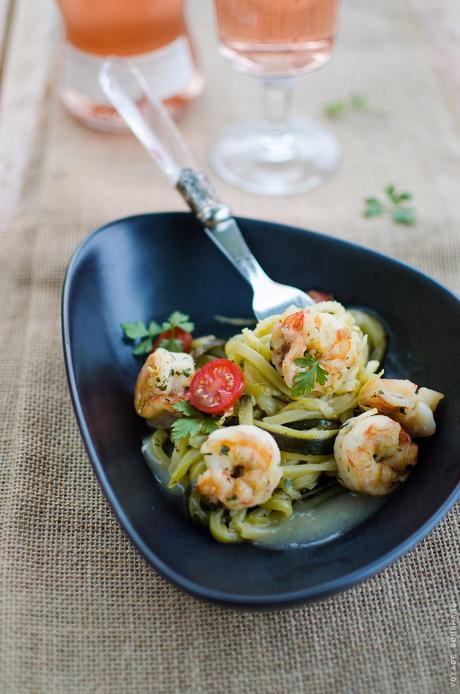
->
[99,59,314,320]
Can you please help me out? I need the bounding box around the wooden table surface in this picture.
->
[0,0,459,235]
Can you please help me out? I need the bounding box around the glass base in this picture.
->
[210,118,340,196]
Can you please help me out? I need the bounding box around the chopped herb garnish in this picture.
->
[363,197,384,218]
[363,185,416,226]
[173,401,201,417]
[292,354,329,397]
[323,93,371,118]
[121,310,195,355]
[170,401,219,442]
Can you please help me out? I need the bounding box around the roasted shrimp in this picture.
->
[358,378,444,437]
[334,410,418,495]
[196,425,282,510]
[134,348,195,427]
[271,305,366,394]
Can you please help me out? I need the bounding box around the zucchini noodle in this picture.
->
[143,302,389,544]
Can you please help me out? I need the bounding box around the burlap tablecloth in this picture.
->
[0,0,458,691]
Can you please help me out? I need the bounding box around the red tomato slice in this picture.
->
[152,327,192,352]
[189,359,245,414]
[308,290,333,303]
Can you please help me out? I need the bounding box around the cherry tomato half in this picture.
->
[189,359,245,414]
[152,327,192,352]
[308,290,333,303]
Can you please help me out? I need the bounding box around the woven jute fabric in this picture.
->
[0,0,459,692]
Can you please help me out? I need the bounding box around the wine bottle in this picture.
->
[57,0,203,131]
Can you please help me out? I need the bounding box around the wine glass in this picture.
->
[211,0,341,196]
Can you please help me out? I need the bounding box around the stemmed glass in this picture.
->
[211,0,341,196]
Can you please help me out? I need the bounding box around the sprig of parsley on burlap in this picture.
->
[364,185,416,226]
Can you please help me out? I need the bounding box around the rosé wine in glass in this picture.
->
[215,0,338,77]
[211,0,341,196]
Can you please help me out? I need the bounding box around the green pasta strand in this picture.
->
[226,340,291,396]
[238,395,254,425]
[169,448,203,487]
[292,473,321,491]
[245,381,281,416]
[151,430,172,467]
[255,420,339,440]
[189,459,206,481]
[253,313,281,338]
[282,461,337,478]
[231,517,277,541]
[188,490,210,526]
[281,451,333,464]
[262,409,328,425]
[209,509,243,543]
[241,328,272,361]
[277,397,336,419]
[260,490,293,519]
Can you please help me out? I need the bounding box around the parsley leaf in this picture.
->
[163,311,194,334]
[156,338,185,353]
[324,93,370,119]
[170,418,204,441]
[120,310,195,356]
[201,419,220,435]
[385,185,412,206]
[350,93,368,110]
[120,320,151,340]
[323,100,348,118]
[132,337,153,355]
[392,206,416,225]
[170,401,219,442]
[364,197,384,218]
[363,185,416,226]
[292,354,329,397]
[172,401,201,417]
[147,320,162,334]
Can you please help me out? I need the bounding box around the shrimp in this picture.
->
[271,305,366,393]
[358,378,444,437]
[134,348,195,427]
[196,425,282,510]
[334,410,418,495]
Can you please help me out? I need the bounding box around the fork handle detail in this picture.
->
[176,167,272,289]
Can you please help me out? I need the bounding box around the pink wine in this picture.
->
[214,0,339,77]
[57,0,203,130]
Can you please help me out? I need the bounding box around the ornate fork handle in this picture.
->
[176,167,232,228]
[176,167,271,287]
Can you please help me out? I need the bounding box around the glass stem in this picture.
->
[260,79,294,159]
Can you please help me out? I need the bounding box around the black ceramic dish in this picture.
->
[62,212,460,608]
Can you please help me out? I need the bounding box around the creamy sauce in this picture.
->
[142,433,385,548]
[142,435,185,498]
[257,490,384,550]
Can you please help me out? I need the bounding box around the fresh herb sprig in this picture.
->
[170,401,219,442]
[121,310,194,355]
[323,93,370,118]
[292,354,329,397]
[363,185,416,226]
